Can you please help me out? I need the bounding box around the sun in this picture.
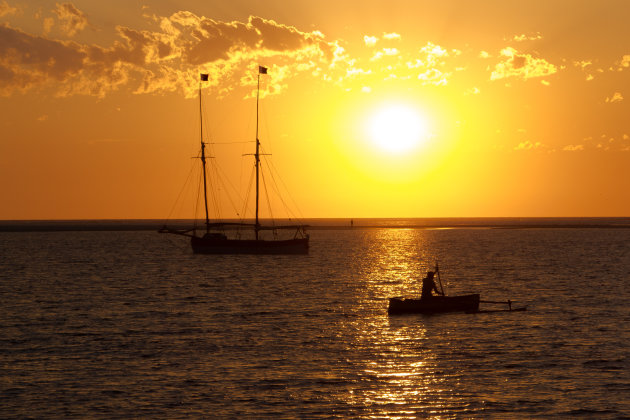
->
[367,104,429,153]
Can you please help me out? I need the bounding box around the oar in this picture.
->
[435,261,446,296]
[480,299,513,310]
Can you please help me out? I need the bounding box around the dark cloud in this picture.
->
[175,15,321,65]
[250,16,311,52]
[0,24,86,93]
[0,9,336,98]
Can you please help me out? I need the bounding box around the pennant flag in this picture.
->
[258,66,268,74]
[200,73,209,81]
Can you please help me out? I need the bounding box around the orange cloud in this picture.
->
[0,24,87,95]
[54,2,88,37]
[491,47,557,81]
[333,39,459,89]
[370,47,399,61]
[406,42,456,86]
[0,0,18,17]
[574,60,592,70]
[606,92,623,103]
[420,42,450,66]
[618,54,630,70]
[382,32,401,41]
[363,35,378,46]
[0,12,337,98]
[363,32,400,47]
[563,144,584,151]
[511,33,542,42]
[514,140,543,150]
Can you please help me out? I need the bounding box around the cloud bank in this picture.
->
[0,7,337,98]
[1,5,464,98]
[0,3,619,100]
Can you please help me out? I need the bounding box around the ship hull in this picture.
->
[388,294,480,315]
[191,236,309,255]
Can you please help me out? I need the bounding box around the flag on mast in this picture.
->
[258,66,268,74]
[200,73,209,81]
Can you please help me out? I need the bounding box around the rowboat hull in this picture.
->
[388,294,480,315]
[191,236,309,255]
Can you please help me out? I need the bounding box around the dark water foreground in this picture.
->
[1,226,629,418]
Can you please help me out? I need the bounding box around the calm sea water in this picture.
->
[1,222,629,418]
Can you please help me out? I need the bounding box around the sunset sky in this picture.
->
[1,0,629,220]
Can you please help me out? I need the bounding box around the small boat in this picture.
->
[388,294,480,315]
[160,67,309,254]
[387,263,526,315]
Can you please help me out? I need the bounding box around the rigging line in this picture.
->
[259,164,275,226]
[239,141,246,200]
[278,171,304,220]
[261,148,305,222]
[238,172,255,237]
[259,91,274,155]
[214,165,242,218]
[267,152,303,219]
[210,141,255,144]
[217,165,240,217]
[206,141,242,223]
[207,158,222,222]
[163,158,198,224]
[260,158,284,220]
[213,158,246,214]
[209,149,227,222]
[240,166,255,224]
[262,157,299,221]
[193,166,204,230]
[205,146,219,221]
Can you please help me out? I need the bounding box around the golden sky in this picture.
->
[1,0,629,219]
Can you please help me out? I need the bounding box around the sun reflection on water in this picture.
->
[338,315,456,417]
[357,229,436,299]
[334,228,459,418]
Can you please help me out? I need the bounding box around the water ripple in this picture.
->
[1,228,629,418]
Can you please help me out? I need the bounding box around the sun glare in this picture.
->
[367,104,428,153]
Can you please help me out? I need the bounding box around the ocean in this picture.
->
[1,219,629,418]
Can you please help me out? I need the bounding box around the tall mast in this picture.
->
[199,74,210,232]
[254,66,267,239]
[255,70,260,239]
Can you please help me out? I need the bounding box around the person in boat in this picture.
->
[421,271,443,299]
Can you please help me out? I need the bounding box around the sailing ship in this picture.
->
[159,67,310,254]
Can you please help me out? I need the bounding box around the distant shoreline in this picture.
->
[1,218,630,232]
